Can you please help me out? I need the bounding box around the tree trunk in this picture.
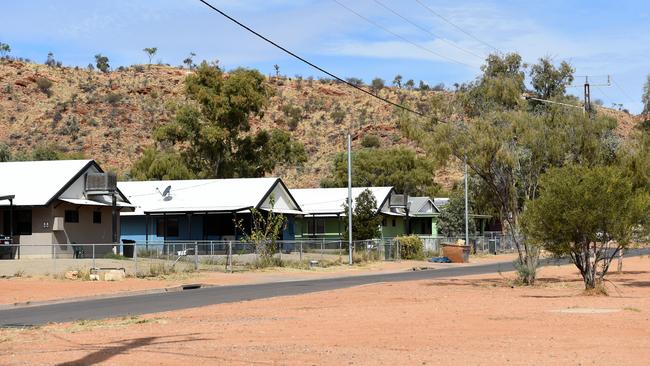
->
[582,242,597,290]
[617,248,624,273]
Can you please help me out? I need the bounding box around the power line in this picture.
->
[196,0,424,116]
[414,0,499,53]
[611,77,636,104]
[371,0,484,59]
[332,0,473,67]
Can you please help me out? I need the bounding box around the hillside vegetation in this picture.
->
[0,60,641,188]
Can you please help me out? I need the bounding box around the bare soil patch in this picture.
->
[0,254,517,306]
[2,255,649,365]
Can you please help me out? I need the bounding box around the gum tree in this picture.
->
[523,165,649,290]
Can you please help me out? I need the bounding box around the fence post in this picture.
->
[300,241,303,262]
[396,240,400,262]
[53,244,57,275]
[192,242,197,270]
[320,238,324,260]
[338,240,342,261]
[92,244,96,268]
[228,240,233,273]
[134,241,138,276]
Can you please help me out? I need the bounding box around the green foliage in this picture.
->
[237,196,287,266]
[0,42,10,58]
[400,52,616,285]
[143,47,157,64]
[360,134,381,148]
[346,77,364,87]
[59,116,80,140]
[36,77,53,97]
[342,189,382,240]
[405,79,415,90]
[19,143,85,161]
[321,147,440,197]
[529,57,574,100]
[397,235,424,260]
[94,54,110,73]
[371,78,385,93]
[0,142,11,162]
[282,103,302,131]
[437,192,476,237]
[459,53,526,116]
[643,74,650,114]
[329,105,346,124]
[393,74,402,88]
[129,148,193,180]
[618,131,650,192]
[183,52,196,69]
[104,92,122,105]
[522,165,650,289]
[141,62,305,179]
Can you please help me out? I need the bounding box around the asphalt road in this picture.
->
[0,260,515,327]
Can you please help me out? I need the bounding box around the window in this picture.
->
[93,211,102,224]
[156,217,179,237]
[392,218,396,227]
[3,209,32,235]
[307,218,325,234]
[65,210,79,223]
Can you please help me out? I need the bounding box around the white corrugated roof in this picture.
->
[0,160,94,206]
[434,197,450,208]
[290,187,394,215]
[118,178,297,215]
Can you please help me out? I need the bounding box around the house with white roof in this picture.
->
[406,196,442,237]
[118,177,302,244]
[290,187,409,239]
[0,160,132,259]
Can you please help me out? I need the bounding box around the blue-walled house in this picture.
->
[118,178,303,245]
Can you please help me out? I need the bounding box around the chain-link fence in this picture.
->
[0,233,512,277]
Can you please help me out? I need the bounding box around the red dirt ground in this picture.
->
[1,255,650,365]
[0,254,516,306]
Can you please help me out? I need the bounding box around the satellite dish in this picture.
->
[156,185,173,201]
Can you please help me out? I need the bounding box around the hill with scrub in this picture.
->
[0,59,642,189]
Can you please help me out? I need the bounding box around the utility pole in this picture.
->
[464,156,469,250]
[568,75,611,113]
[347,133,353,265]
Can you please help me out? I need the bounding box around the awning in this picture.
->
[59,198,135,209]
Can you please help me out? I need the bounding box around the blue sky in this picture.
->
[2,0,648,113]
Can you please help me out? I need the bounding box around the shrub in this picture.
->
[346,77,364,86]
[361,134,380,148]
[104,92,122,105]
[281,103,302,131]
[397,235,424,260]
[371,78,385,93]
[36,77,53,97]
[330,106,346,124]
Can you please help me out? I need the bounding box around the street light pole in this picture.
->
[464,156,469,249]
[347,133,353,265]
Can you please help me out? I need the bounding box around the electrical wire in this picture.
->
[371,0,484,59]
[611,77,636,104]
[414,0,499,53]
[196,0,424,116]
[332,0,473,67]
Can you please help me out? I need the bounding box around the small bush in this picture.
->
[330,106,346,124]
[361,134,381,148]
[397,235,424,260]
[371,78,385,93]
[36,77,53,97]
[103,252,128,260]
[104,92,122,105]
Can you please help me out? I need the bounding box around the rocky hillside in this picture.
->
[0,60,641,189]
